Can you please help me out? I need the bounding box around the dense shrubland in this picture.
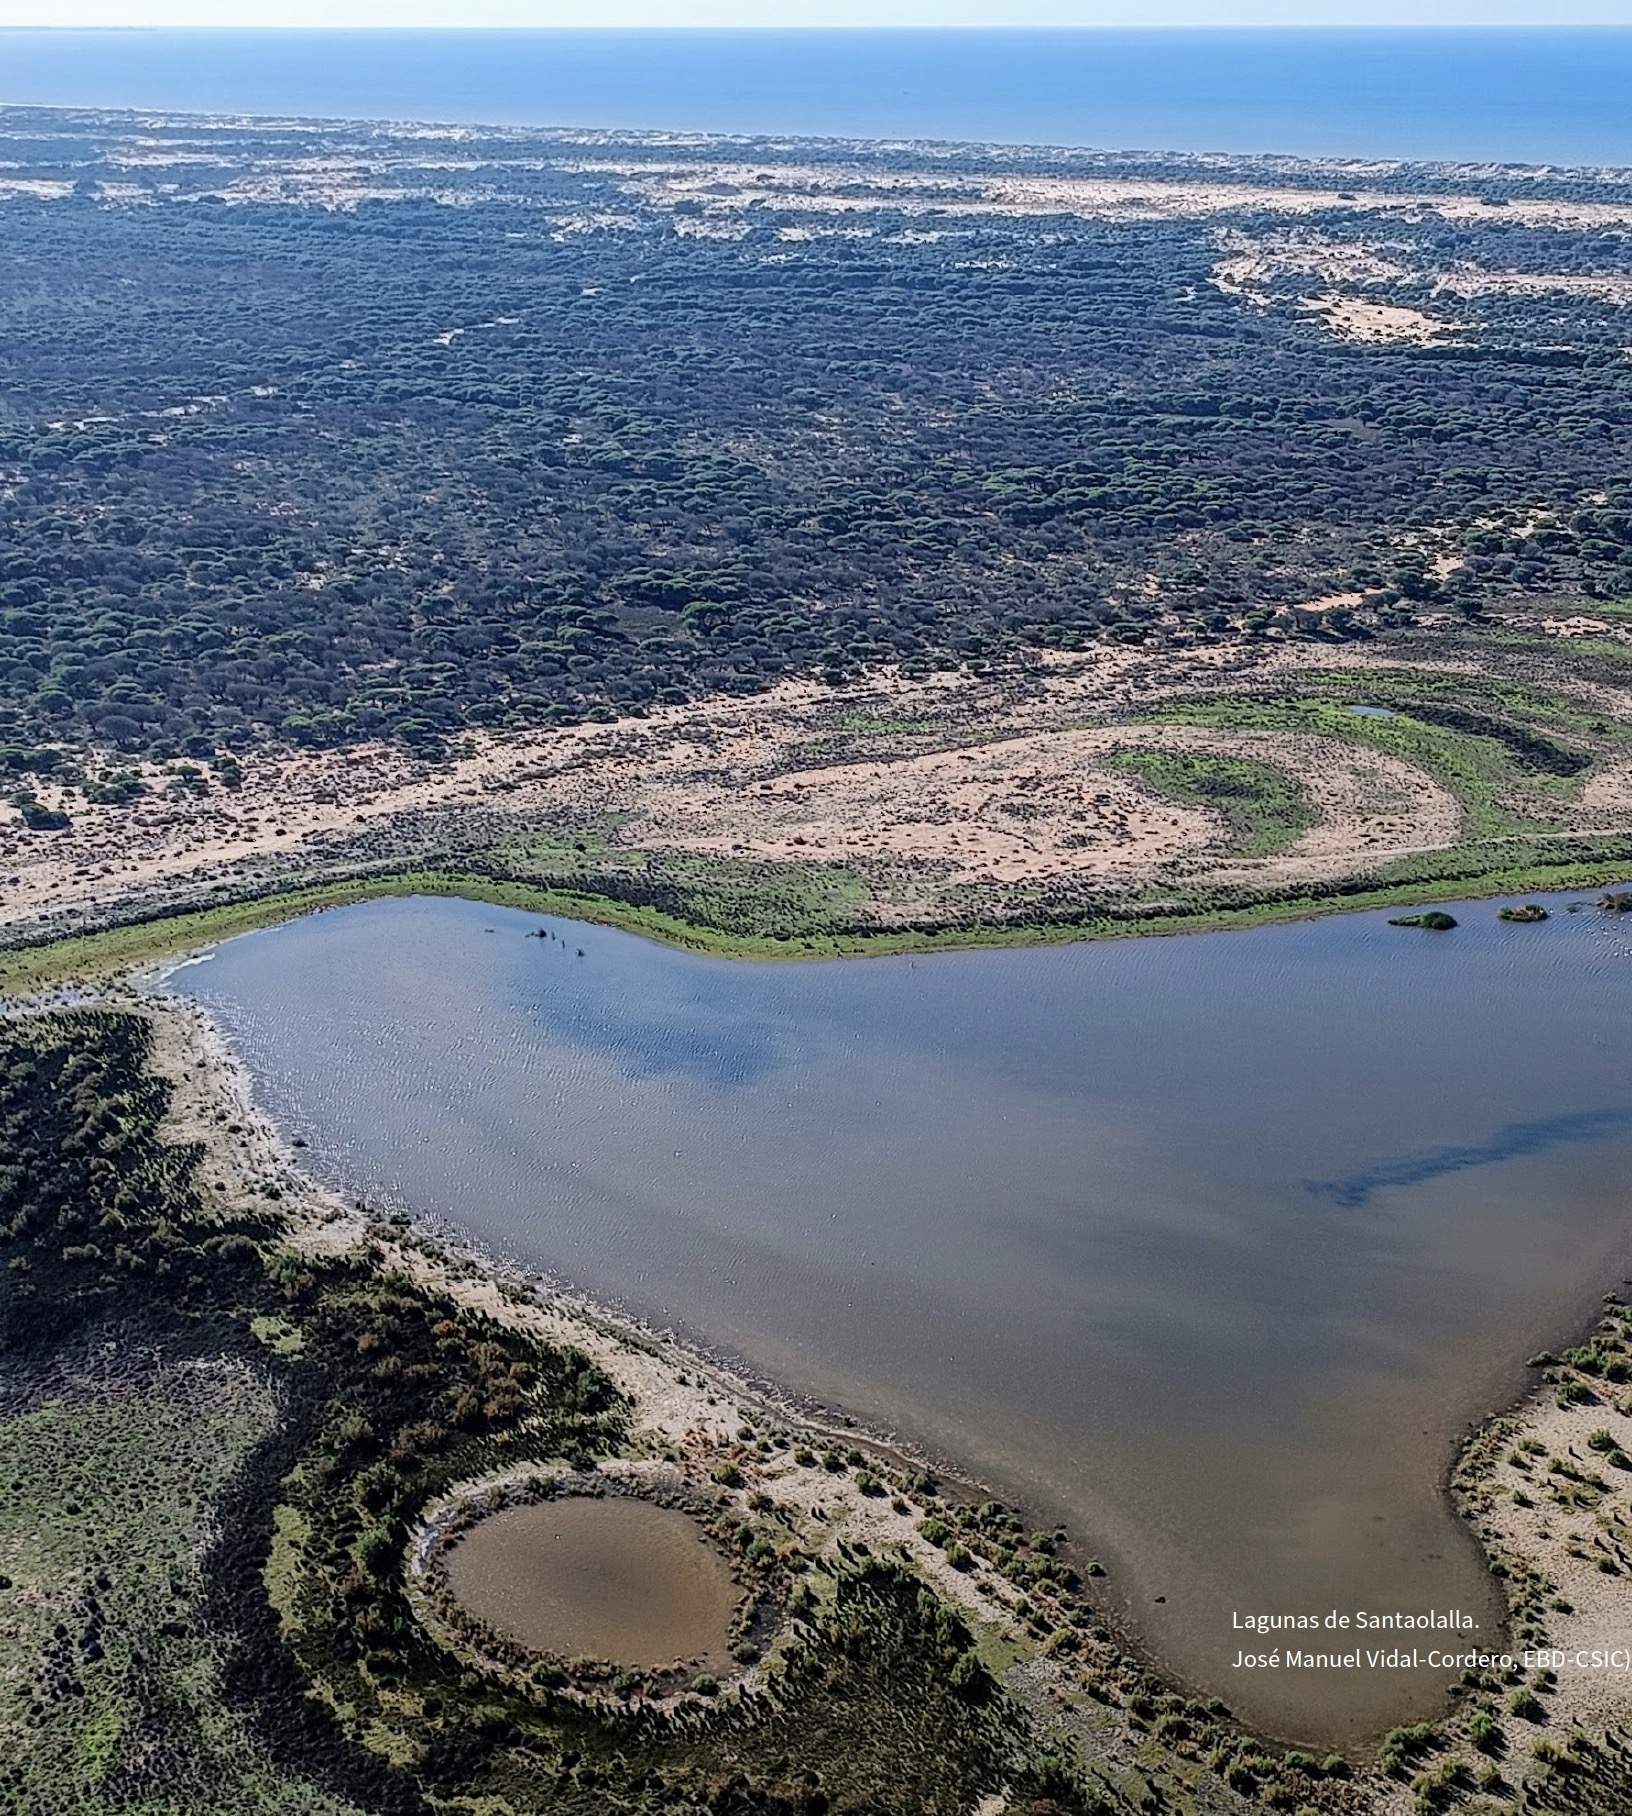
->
[1,110,1631,766]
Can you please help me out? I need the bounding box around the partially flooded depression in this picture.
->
[440,1496,741,1673]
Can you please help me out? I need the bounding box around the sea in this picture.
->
[2,28,1632,167]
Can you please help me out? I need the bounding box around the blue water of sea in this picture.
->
[2,28,1631,167]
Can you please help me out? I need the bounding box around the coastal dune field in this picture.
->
[3,106,1632,966]
[6,92,1632,1816]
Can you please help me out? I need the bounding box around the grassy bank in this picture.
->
[5,839,1632,997]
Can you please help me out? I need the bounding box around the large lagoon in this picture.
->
[171,889,1632,1743]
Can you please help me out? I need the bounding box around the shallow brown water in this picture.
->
[173,888,1632,1744]
[441,1496,740,1670]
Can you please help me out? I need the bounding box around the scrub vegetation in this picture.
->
[3,111,1632,764]
[1,113,1631,961]
[0,1009,1118,1815]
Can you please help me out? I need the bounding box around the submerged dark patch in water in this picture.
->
[1308,1107,1632,1208]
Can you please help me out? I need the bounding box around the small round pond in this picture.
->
[442,1496,741,1671]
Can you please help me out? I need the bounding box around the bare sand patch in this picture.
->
[1580,759,1632,817]
[656,730,1220,882]
[0,178,73,200]
[1210,232,1632,313]
[1453,1332,1632,1786]
[1181,728,1464,874]
[649,721,1461,890]
[1535,615,1628,640]
[1211,231,1417,300]
[1298,293,1460,344]
[1209,230,1632,350]
[618,161,1632,233]
[1435,268,1632,303]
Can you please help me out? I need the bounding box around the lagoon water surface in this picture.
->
[172,891,1632,1743]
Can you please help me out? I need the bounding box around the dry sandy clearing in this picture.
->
[660,721,1462,888]
[39,140,1631,230]
[1208,226,1632,345]
[3,639,1628,939]
[1297,293,1460,344]
[615,161,1632,232]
